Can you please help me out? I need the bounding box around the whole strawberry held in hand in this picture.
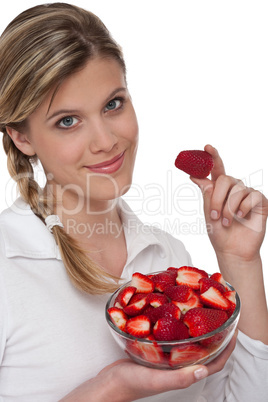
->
[106,267,240,369]
[175,150,214,178]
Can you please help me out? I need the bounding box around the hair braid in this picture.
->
[0,3,125,295]
[3,132,120,294]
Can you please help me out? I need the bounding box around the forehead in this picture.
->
[36,57,127,118]
[56,57,125,95]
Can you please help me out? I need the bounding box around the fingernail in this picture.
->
[222,217,229,226]
[210,210,218,220]
[237,210,243,218]
[194,367,208,380]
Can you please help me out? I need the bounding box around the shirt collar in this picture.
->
[0,197,166,261]
[119,198,167,264]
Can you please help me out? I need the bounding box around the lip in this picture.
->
[85,151,125,174]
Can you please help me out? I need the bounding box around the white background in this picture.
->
[0,0,267,295]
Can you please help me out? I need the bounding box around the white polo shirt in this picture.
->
[0,197,267,401]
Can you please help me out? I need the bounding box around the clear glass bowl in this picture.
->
[105,273,240,370]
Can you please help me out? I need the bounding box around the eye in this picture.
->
[58,116,79,128]
[104,98,122,112]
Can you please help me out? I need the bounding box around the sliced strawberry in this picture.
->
[114,286,137,308]
[153,317,190,341]
[199,287,231,310]
[133,337,165,364]
[210,272,229,290]
[199,277,226,295]
[224,290,236,305]
[224,290,237,317]
[164,285,194,302]
[146,293,169,308]
[123,296,148,316]
[169,344,208,366]
[128,293,148,304]
[107,307,128,332]
[125,315,151,338]
[144,303,181,324]
[131,272,155,294]
[172,294,203,313]
[174,150,214,179]
[176,266,208,289]
[151,272,176,292]
[183,307,228,337]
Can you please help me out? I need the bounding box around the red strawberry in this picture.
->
[224,290,237,317]
[146,293,169,308]
[107,307,128,332]
[176,266,208,289]
[172,294,203,313]
[123,296,148,316]
[175,150,214,179]
[129,336,165,364]
[199,287,231,310]
[128,293,148,304]
[115,286,137,308]
[144,303,181,324]
[199,277,226,295]
[153,317,190,341]
[183,307,228,337]
[169,344,208,366]
[200,330,226,348]
[164,285,194,302]
[131,272,155,294]
[224,290,236,305]
[125,315,151,338]
[166,267,179,279]
[210,272,229,290]
[151,272,176,292]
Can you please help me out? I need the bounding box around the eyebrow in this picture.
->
[46,87,127,121]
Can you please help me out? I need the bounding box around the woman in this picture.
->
[0,3,267,401]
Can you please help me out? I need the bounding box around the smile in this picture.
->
[85,151,125,174]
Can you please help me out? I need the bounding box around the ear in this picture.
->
[6,126,36,156]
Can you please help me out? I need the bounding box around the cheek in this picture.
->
[123,110,139,143]
[38,137,85,168]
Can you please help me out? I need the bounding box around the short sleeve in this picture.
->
[0,268,8,366]
[201,330,268,402]
[0,230,8,366]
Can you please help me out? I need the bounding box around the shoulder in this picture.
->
[0,197,59,259]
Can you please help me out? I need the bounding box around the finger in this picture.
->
[234,190,268,233]
[149,364,210,391]
[204,144,226,181]
[236,190,268,219]
[151,364,209,390]
[190,176,214,222]
[221,181,250,226]
[209,175,239,222]
[206,330,238,376]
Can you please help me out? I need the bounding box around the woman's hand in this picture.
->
[60,331,237,402]
[191,145,268,344]
[190,144,268,262]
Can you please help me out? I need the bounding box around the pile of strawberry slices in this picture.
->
[107,266,237,367]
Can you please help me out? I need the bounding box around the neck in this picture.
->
[44,185,127,277]
[47,187,122,245]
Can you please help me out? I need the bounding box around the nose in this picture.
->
[89,117,118,153]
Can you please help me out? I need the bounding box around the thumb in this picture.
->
[190,176,214,222]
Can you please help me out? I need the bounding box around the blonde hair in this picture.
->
[0,3,126,294]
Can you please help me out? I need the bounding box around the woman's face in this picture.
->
[23,57,139,212]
